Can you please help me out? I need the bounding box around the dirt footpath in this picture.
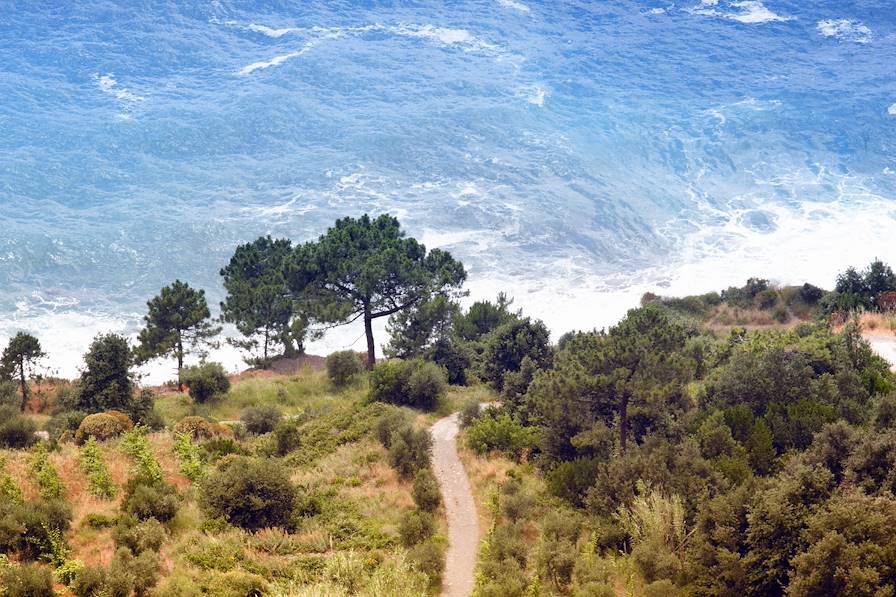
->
[866,335,896,371]
[431,413,479,597]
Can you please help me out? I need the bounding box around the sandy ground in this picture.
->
[866,335,896,371]
[431,413,479,597]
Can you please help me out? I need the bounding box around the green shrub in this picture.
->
[370,359,447,410]
[45,410,87,444]
[71,566,107,597]
[55,558,84,587]
[501,480,537,522]
[0,499,72,562]
[28,444,65,500]
[79,438,116,499]
[387,424,432,479]
[407,539,444,586]
[173,416,228,440]
[0,405,37,449]
[120,426,163,483]
[272,418,302,456]
[0,562,54,597]
[242,405,282,435]
[173,432,205,481]
[546,458,600,507]
[465,411,536,460]
[200,457,297,530]
[399,510,435,547]
[459,397,482,428]
[206,570,268,596]
[200,437,247,462]
[374,410,409,448]
[481,317,552,391]
[181,362,231,403]
[326,350,364,387]
[112,516,166,555]
[412,469,442,512]
[75,411,133,444]
[83,513,116,529]
[106,547,160,597]
[122,476,180,523]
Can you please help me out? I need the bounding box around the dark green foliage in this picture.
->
[287,214,466,368]
[398,511,435,546]
[45,410,86,443]
[0,332,45,411]
[112,515,166,555]
[0,498,72,562]
[799,283,825,305]
[385,294,459,359]
[0,405,37,448]
[788,490,896,596]
[326,350,363,387]
[181,362,230,403]
[369,358,447,410]
[459,397,482,428]
[272,417,302,456]
[412,469,442,512]
[71,566,107,597]
[830,260,896,312]
[75,333,134,413]
[465,410,536,460]
[122,476,180,523]
[386,424,432,480]
[481,317,551,391]
[136,280,221,379]
[536,511,582,592]
[455,292,518,342]
[428,336,472,386]
[0,563,54,597]
[407,540,444,586]
[106,547,161,597]
[220,236,304,364]
[242,405,282,434]
[374,410,409,448]
[200,437,247,462]
[546,458,600,508]
[200,458,297,530]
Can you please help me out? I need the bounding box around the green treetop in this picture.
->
[0,332,45,411]
[220,236,310,365]
[288,214,466,369]
[136,280,221,382]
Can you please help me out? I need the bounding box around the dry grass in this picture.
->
[849,312,896,337]
[705,304,805,335]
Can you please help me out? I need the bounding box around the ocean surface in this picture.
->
[2,0,895,381]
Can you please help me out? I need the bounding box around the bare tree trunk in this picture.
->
[18,358,28,412]
[364,307,375,370]
[177,337,184,390]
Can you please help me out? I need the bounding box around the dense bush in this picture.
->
[181,362,231,403]
[0,498,72,562]
[45,410,86,444]
[465,410,537,460]
[407,539,445,586]
[326,350,364,387]
[272,417,302,456]
[173,432,205,481]
[459,397,483,428]
[412,469,442,512]
[480,317,552,391]
[75,333,134,413]
[0,405,37,449]
[28,444,64,500]
[200,457,297,530]
[369,359,446,410]
[399,510,435,547]
[75,411,133,444]
[122,476,180,523]
[173,415,224,440]
[386,424,432,480]
[112,515,166,555]
[242,405,282,434]
[200,437,247,462]
[0,562,54,597]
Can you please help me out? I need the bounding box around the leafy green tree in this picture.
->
[385,294,460,359]
[0,332,45,411]
[864,259,896,307]
[834,267,870,311]
[288,214,465,368]
[455,292,518,342]
[481,317,551,391]
[136,280,221,382]
[220,236,310,365]
[76,334,134,413]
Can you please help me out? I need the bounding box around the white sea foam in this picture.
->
[689,0,791,24]
[239,50,303,75]
[528,86,546,106]
[817,19,872,43]
[96,74,144,102]
[889,103,896,116]
[497,0,530,13]
[248,23,302,38]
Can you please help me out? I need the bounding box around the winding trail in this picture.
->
[866,334,896,371]
[431,413,479,597]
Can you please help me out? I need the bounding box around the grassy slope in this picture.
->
[2,369,493,596]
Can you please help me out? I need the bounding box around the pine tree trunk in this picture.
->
[364,308,375,370]
[18,358,28,412]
